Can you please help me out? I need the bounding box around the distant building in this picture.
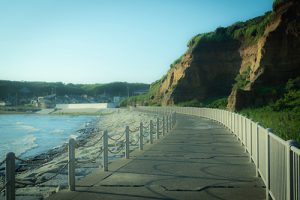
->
[112,96,124,107]
[0,101,11,106]
[37,94,56,108]
[31,99,38,107]
[113,96,121,103]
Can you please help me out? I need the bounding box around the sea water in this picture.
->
[0,114,96,161]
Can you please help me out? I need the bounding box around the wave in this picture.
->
[52,129,65,134]
[16,122,39,132]
[12,134,38,158]
[0,115,96,160]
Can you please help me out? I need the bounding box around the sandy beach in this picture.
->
[0,108,161,200]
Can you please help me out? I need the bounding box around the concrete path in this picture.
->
[46,114,265,200]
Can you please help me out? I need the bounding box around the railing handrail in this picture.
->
[291,146,300,154]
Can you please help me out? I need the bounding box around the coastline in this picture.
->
[0,106,41,115]
[0,106,114,115]
[0,108,158,199]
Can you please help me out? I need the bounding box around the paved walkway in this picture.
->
[47,114,265,200]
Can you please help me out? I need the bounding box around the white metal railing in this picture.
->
[138,106,300,200]
[0,111,177,200]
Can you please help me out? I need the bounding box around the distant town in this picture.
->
[0,81,149,111]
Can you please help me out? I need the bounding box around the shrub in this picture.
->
[241,107,300,143]
[240,77,300,144]
[121,75,163,107]
[233,67,251,90]
[177,99,203,107]
[206,97,228,109]
[285,77,300,91]
[273,0,285,9]
[231,12,273,44]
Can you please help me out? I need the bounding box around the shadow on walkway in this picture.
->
[47,114,265,200]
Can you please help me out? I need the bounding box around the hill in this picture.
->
[0,80,149,105]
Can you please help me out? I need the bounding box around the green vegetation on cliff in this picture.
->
[188,11,273,51]
[241,77,300,143]
[233,67,251,90]
[273,0,288,9]
[176,97,227,109]
[170,55,184,69]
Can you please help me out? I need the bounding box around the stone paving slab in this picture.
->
[46,114,265,200]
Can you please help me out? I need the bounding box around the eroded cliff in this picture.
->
[156,38,241,106]
[137,0,300,110]
[228,0,300,110]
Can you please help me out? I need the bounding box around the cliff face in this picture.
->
[155,39,241,105]
[228,0,300,110]
[149,0,300,110]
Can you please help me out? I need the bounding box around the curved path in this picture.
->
[47,114,265,200]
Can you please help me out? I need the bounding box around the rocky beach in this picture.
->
[0,108,160,200]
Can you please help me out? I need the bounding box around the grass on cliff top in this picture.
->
[273,0,287,8]
[170,55,184,69]
[240,77,300,144]
[188,11,273,51]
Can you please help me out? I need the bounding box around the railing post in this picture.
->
[231,112,234,132]
[240,116,243,145]
[221,110,224,125]
[237,114,239,139]
[244,117,247,153]
[6,152,15,200]
[286,140,298,200]
[249,121,253,163]
[156,118,159,139]
[171,113,174,128]
[140,122,144,150]
[169,113,172,129]
[103,130,108,171]
[68,138,75,191]
[170,113,172,129]
[125,126,130,159]
[149,120,153,144]
[266,128,271,200]
[227,111,229,128]
[233,113,235,134]
[166,115,169,133]
[174,112,176,126]
[235,114,238,140]
[162,116,165,136]
[169,112,171,124]
[256,123,260,177]
[240,115,243,145]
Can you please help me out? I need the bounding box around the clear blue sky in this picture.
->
[0,0,273,84]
